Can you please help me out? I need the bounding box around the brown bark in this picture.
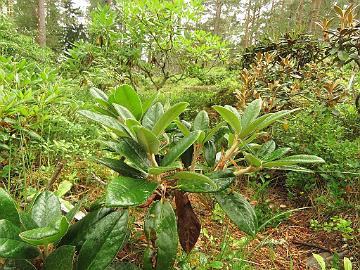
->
[213,0,223,36]
[37,0,46,47]
[308,0,322,33]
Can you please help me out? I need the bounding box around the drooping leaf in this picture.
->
[193,110,209,131]
[43,245,75,270]
[142,102,164,130]
[0,188,20,227]
[19,216,69,245]
[174,172,218,193]
[241,99,262,130]
[97,158,146,179]
[78,110,130,137]
[174,191,200,253]
[133,126,160,154]
[263,155,325,168]
[204,140,216,167]
[214,191,257,236]
[161,131,201,166]
[213,106,241,134]
[58,208,113,249]
[77,210,129,270]
[108,84,143,120]
[31,191,62,228]
[106,176,158,207]
[152,102,188,136]
[0,219,40,259]
[144,200,178,270]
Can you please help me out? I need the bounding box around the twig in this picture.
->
[47,161,65,190]
[292,240,332,253]
[91,172,106,186]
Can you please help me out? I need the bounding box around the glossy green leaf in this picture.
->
[108,84,143,120]
[194,110,209,131]
[144,200,178,270]
[0,188,20,227]
[77,210,129,270]
[263,147,291,161]
[90,87,108,102]
[207,170,235,191]
[58,208,113,249]
[215,191,257,236]
[161,131,201,166]
[118,137,150,172]
[31,191,62,228]
[43,245,75,270]
[204,140,216,167]
[20,216,69,245]
[174,119,190,136]
[113,104,136,121]
[2,259,37,270]
[263,155,325,168]
[175,172,218,193]
[213,105,241,134]
[97,158,146,179]
[106,176,158,207]
[133,126,160,154]
[244,153,262,167]
[0,219,40,259]
[152,102,188,136]
[258,140,276,158]
[241,99,262,129]
[142,102,164,130]
[78,110,130,137]
[148,162,183,175]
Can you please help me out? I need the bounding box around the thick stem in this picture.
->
[215,137,239,171]
[190,144,201,171]
[234,166,260,176]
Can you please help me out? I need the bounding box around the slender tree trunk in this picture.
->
[213,0,223,36]
[308,0,322,33]
[242,1,252,47]
[37,0,46,47]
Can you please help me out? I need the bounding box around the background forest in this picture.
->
[0,0,359,269]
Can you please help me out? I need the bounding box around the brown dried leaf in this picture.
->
[174,191,201,253]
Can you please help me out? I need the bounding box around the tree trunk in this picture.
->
[242,1,252,47]
[213,0,223,36]
[37,0,46,47]
[308,0,322,33]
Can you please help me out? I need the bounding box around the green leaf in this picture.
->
[258,140,276,158]
[174,119,190,136]
[193,110,209,131]
[0,219,40,259]
[344,257,352,270]
[148,162,183,175]
[43,245,75,270]
[204,140,216,167]
[78,110,130,137]
[108,84,143,120]
[106,262,140,270]
[58,208,113,249]
[2,260,37,270]
[77,210,129,270]
[90,87,108,102]
[263,147,291,161]
[213,105,241,134]
[65,201,83,223]
[97,158,146,179]
[0,188,20,227]
[312,253,326,270]
[241,99,262,130]
[207,170,235,191]
[152,102,188,136]
[54,180,73,198]
[106,176,158,207]
[244,153,262,167]
[20,216,69,245]
[31,191,62,228]
[263,155,325,168]
[161,131,201,166]
[133,126,160,154]
[144,200,178,270]
[203,121,226,143]
[118,137,150,172]
[142,102,164,130]
[214,191,257,236]
[113,104,136,121]
[175,172,218,193]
